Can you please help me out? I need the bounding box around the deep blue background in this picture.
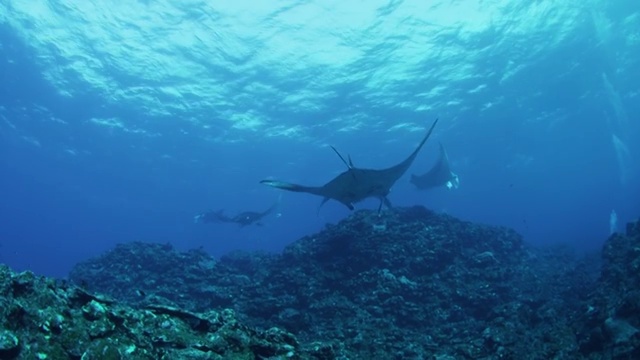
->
[1,3,638,278]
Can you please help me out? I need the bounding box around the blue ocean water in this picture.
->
[0,1,638,278]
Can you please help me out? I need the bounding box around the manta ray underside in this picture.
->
[410,142,459,190]
[260,118,439,212]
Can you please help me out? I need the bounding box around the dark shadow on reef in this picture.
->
[2,206,639,359]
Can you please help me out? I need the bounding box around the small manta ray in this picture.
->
[260,118,439,213]
[194,196,281,227]
[410,142,459,190]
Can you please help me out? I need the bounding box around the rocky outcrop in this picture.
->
[576,219,640,359]
[68,206,620,359]
[0,264,332,359]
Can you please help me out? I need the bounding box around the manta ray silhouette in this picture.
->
[195,195,281,227]
[260,118,439,212]
[410,143,459,190]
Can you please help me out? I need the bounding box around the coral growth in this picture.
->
[4,206,639,358]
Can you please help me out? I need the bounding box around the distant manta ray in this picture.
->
[195,195,281,227]
[410,143,459,190]
[260,118,439,212]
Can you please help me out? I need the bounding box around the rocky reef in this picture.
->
[575,219,640,358]
[0,268,324,359]
[3,206,639,359]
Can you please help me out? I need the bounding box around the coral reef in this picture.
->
[0,265,327,359]
[4,206,639,358]
[575,219,640,358]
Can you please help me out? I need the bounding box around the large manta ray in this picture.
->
[410,142,459,190]
[260,118,439,212]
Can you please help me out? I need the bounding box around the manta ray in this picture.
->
[195,196,281,227]
[260,118,439,212]
[410,143,459,190]
[231,203,278,227]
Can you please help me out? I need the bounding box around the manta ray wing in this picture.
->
[259,180,323,195]
[410,142,458,190]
